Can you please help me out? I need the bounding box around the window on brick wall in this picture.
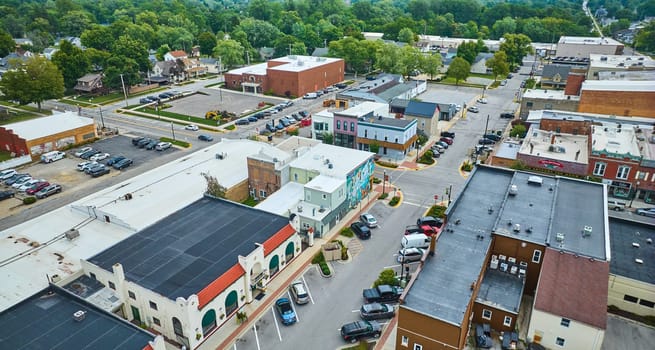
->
[617,165,630,180]
[593,162,606,176]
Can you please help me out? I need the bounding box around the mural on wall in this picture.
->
[56,136,75,149]
[29,142,53,155]
[346,158,375,208]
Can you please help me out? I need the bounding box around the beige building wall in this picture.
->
[608,274,655,317]
[527,309,604,350]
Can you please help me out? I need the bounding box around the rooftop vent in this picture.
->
[527,176,543,186]
[328,163,333,169]
[556,232,565,242]
[513,224,521,233]
[635,259,644,264]
[509,185,518,196]
[73,310,86,322]
[632,242,640,248]
[65,229,80,240]
[582,225,593,237]
[647,238,653,244]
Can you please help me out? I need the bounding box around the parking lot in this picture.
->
[0,135,179,223]
[165,89,287,118]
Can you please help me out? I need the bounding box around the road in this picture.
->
[583,0,604,36]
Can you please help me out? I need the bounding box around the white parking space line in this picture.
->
[253,322,262,350]
[351,309,359,313]
[384,263,401,269]
[287,291,300,322]
[403,201,429,207]
[271,307,282,341]
[301,275,315,305]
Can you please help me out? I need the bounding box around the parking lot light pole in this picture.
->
[171,122,176,141]
[383,170,386,195]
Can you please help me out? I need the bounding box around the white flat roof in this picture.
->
[519,127,589,164]
[589,54,655,69]
[0,138,285,311]
[591,123,641,156]
[306,174,345,193]
[255,182,304,216]
[523,89,580,100]
[226,62,268,75]
[581,80,655,92]
[289,143,373,178]
[559,36,622,46]
[338,102,389,117]
[267,55,342,73]
[3,111,93,140]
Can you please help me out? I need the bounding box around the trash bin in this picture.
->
[267,135,273,142]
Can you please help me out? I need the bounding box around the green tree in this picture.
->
[422,53,442,80]
[0,56,64,111]
[81,25,114,51]
[397,28,416,44]
[59,10,93,37]
[456,41,479,65]
[491,17,517,39]
[213,40,245,68]
[0,29,14,57]
[197,31,217,56]
[447,57,471,85]
[321,132,333,145]
[112,35,150,72]
[103,56,140,89]
[237,18,281,48]
[510,124,527,138]
[329,37,374,75]
[375,42,401,73]
[155,45,171,61]
[51,40,90,89]
[634,22,655,52]
[499,33,532,68]
[398,45,425,78]
[485,51,509,81]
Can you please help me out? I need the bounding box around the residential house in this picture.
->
[403,100,440,135]
[437,103,458,121]
[42,47,58,60]
[151,60,180,83]
[74,73,104,94]
[164,50,187,62]
[356,116,418,160]
[540,65,571,90]
[179,58,206,79]
[199,57,222,74]
[12,38,33,47]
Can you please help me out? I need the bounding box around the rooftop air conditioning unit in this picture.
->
[65,229,80,240]
[556,232,565,242]
[527,176,543,186]
[73,310,86,322]
[583,226,593,237]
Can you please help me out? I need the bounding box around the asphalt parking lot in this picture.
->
[165,89,287,118]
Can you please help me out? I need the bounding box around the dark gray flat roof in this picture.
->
[89,196,290,300]
[608,217,655,284]
[360,117,413,128]
[402,167,509,325]
[0,287,154,350]
[476,268,525,314]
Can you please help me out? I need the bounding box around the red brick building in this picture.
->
[224,55,344,97]
[578,81,655,118]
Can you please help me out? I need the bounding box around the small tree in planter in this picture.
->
[236,311,248,324]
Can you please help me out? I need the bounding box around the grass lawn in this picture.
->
[204,82,224,88]
[0,101,51,115]
[135,107,223,127]
[58,98,97,107]
[436,77,486,88]
[0,151,12,162]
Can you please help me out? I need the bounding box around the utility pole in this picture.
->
[382,170,387,195]
[98,106,105,129]
[120,74,128,107]
[171,122,176,141]
[484,114,490,136]
[246,52,250,65]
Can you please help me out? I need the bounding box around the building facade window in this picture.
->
[149,301,158,310]
[364,130,368,138]
[560,318,570,327]
[593,162,606,176]
[413,344,423,350]
[616,165,631,180]
[624,295,638,303]
[153,317,161,326]
[108,281,115,290]
[482,309,492,320]
[336,120,341,130]
[322,194,327,200]
[639,299,654,308]
[532,250,542,263]
[556,337,565,346]
[527,102,534,107]
[504,316,512,327]
[259,190,267,198]
[401,336,409,347]
[128,291,136,300]
[350,122,355,132]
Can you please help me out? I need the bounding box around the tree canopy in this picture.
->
[0,56,64,110]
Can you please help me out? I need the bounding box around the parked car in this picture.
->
[80,149,101,159]
[0,190,15,201]
[131,137,146,146]
[360,213,378,228]
[235,118,250,125]
[145,140,159,150]
[90,153,110,161]
[289,281,310,305]
[440,131,455,138]
[303,92,318,99]
[280,118,291,127]
[41,151,66,163]
[89,166,110,177]
[291,113,303,121]
[404,225,423,235]
[265,123,276,133]
[275,298,297,325]
[436,141,449,149]
[397,247,425,263]
[74,147,93,157]
[467,106,479,113]
[636,208,655,218]
[500,113,515,119]
[106,156,126,166]
[77,161,98,171]
[431,144,445,153]
[340,320,381,343]
[417,216,444,229]
[84,163,106,174]
[439,137,454,145]
[253,112,265,120]
[499,80,507,86]
[146,96,159,102]
[4,174,30,186]
[478,138,495,145]
[26,181,50,195]
[18,178,45,192]
[360,303,395,320]
[139,98,151,104]
[476,145,493,154]
[137,138,153,148]
[198,134,213,142]
[185,124,199,131]
[158,93,170,99]
[350,222,371,240]
[113,158,133,170]
[298,110,309,118]
[507,73,514,78]
[334,83,348,89]
[477,97,488,104]
[275,123,285,131]
[483,134,501,142]
[155,142,172,151]
[11,176,34,189]
[35,184,62,199]
[247,116,258,123]
[0,169,16,181]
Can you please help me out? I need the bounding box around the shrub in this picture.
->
[378,193,389,200]
[376,160,398,168]
[372,177,381,184]
[312,251,326,264]
[418,151,435,164]
[287,128,299,136]
[225,124,236,130]
[23,197,36,205]
[340,227,354,237]
[428,205,447,218]
[319,261,331,275]
[389,196,400,206]
[461,161,474,172]
[373,269,399,287]
[341,246,349,260]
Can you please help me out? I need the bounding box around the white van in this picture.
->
[401,234,431,249]
[303,92,318,99]
[41,151,66,163]
[607,200,627,211]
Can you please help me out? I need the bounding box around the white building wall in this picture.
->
[527,309,605,350]
[608,274,655,317]
[312,110,334,140]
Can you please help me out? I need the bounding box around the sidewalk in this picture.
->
[198,189,385,350]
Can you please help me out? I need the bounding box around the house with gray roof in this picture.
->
[74,73,104,94]
[541,64,571,90]
[337,74,426,103]
[403,100,440,135]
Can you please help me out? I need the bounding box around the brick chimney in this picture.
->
[564,73,585,96]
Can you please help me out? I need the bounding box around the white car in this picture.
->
[77,161,98,172]
[455,104,462,111]
[11,176,33,189]
[90,153,110,161]
[477,97,488,104]
[155,142,172,151]
[18,179,45,192]
[74,147,93,157]
[0,169,16,180]
[185,124,199,131]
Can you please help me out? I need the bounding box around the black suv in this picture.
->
[484,133,502,142]
[500,113,515,119]
[340,320,381,343]
[440,131,455,138]
[417,216,443,228]
[350,222,371,240]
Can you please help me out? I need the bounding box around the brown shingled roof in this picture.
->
[534,249,608,329]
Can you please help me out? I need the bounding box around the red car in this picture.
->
[439,137,454,145]
[26,181,50,195]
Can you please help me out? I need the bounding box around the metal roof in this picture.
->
[404,101,438,118]
[2,111,93,141]
[89,196,291,300]
[0,287,155,350]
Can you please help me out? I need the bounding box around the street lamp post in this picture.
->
[630,181,641,207]
[171,122,176,141]
[382,170,387,195]
[120,74,129,108]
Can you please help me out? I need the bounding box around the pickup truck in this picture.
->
[363,285,403,303]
